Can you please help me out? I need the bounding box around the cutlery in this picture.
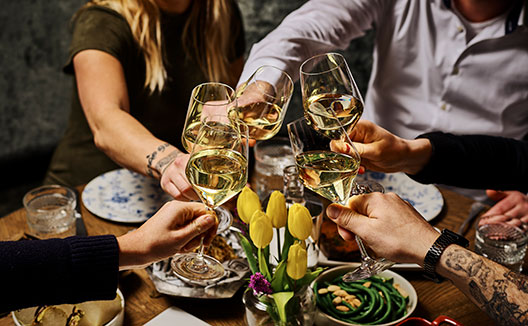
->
[457,201,487,235]
[73,188,88,236]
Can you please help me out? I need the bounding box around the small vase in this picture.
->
[243,287,316,326]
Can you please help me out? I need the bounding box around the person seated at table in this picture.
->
[238,0,528,202]
[0,201,216,312]
[44,0,245,201]
[326,193,528,326]
[346,119,528,229]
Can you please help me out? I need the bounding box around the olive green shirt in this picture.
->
[45,4,245,187]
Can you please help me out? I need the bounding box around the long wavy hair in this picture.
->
[83,0,237,93]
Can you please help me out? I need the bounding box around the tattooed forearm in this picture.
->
[155,150,181,175]
[441,246,528,326]
[146,143,171,178]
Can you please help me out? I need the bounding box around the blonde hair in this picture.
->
[83,0,237,93]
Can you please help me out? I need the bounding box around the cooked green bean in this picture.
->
[315,274,410,325]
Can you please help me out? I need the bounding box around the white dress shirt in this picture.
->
[240,0,528,199]
[240,0,528,141]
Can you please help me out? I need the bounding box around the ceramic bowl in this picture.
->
[313,265,417,326]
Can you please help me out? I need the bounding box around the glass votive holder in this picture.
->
[475,222,528,272]
[23,185,76,239]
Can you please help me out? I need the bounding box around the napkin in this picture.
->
[144,306,210,326]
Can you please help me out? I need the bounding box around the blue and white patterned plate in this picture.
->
[82,169,172,223]
[358,171,444,221]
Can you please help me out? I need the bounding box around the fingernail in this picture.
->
[327,205,341,219]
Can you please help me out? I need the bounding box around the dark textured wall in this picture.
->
[0,0,373,214]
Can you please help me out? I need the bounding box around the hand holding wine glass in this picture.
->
[230,65,293,141]
[171,115,249,283]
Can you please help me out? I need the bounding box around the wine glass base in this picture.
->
[341,258,395,282]
[171,253,226,285]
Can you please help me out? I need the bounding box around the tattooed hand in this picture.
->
[158,150,198,201]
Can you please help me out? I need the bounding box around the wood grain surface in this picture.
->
[0,186,497,325]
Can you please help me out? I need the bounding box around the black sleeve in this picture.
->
[408,132,528,193]
[0,235,119,312]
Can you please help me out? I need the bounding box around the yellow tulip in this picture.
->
[287,242,307,280]
[237,187,262,224]
[249,210,273,249]
[266,191,287,228]
[287,203,313,240]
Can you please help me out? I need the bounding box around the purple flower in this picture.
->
[249,272,272,295]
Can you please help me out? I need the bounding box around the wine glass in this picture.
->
[300,52,384,195]
[287,117,393,282]
[300,52,363,139]
[181,82,236,232]
[172,115,249,283]
[181,82,236,153]
[229,65,293,140]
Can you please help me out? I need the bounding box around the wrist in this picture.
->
[403,138,432,175]
[422,229,469,282]
[117,231,149,270]
[146,143,180,179]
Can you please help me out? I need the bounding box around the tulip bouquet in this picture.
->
[237,187,323,326]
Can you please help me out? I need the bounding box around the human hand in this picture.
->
[478,190,528,232]
[326,192,439,265]
[159,151,198,201]
[117,201,217,269]
[345,120,432,175]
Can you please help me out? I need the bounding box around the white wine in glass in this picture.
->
[172,115,249,283]
[230,65,293,140]
[300,53,363,139]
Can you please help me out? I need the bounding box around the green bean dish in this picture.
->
[315,274,409,325]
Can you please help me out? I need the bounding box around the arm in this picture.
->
[0,201,216,311]
[73,50,196,201]
[239,0,383,84]
[346,120,528,192]
[326,193,528,325]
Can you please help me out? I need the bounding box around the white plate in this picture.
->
[313,266,417,326]
[358,171,444,222]
[317,252,420,271]
[82,169,171,223]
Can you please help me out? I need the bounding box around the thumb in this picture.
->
[326,203,367,235]
[486,189,507,202]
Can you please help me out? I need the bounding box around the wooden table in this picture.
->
[0,186,496,326]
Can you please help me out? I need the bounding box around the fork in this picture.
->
[457,201,487,235]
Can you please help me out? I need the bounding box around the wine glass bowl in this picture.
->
[300,53,363,139]
[230,65,293,140]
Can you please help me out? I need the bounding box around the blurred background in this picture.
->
[0,0,373,216]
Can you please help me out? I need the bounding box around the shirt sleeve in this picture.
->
[63,6,134,74]
[238,0,385,85]
[409,132,528,193]
[0,235,119,312]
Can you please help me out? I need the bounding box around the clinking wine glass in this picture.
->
[300,52,363,139]
[181,82,236,153]
[181,82,236,232]
[229,65,294,141]
[171,115,249,283]
[287,117,393,282]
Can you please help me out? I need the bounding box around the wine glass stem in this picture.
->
[190,206,216,272]
[355,235,372,261]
